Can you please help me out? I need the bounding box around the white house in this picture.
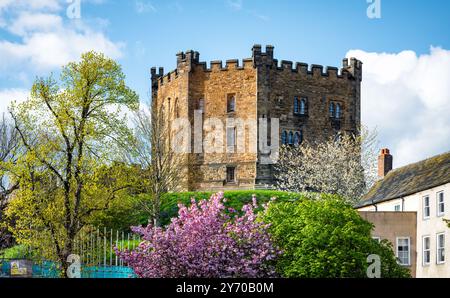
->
[357,150,450,278]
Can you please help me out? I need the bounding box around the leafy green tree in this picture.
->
[0,114,21,249]
[262,195,410,278]
[6,51,139,276]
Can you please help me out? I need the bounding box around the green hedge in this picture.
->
[160,190,302,225]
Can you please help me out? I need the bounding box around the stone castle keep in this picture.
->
[151,45,362,191]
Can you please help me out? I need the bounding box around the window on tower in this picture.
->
[281,131,287,145]
[329,102,335,118]
[227,94,236,113]
[300,98,307,115]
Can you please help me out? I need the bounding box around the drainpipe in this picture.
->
[401,197,405,211]
[371,199,378,212]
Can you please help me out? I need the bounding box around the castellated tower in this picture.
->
[151,45,362,191]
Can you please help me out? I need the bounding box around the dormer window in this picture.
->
[227,94,236,113]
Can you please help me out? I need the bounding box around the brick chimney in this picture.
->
[378,148,393,178]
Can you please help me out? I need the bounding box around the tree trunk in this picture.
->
[152,194,161,227]
[60,239,74,278]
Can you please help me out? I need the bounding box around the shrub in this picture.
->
[116,192,279,278]
[262,194,411,278]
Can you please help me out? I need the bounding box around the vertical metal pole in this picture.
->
[121,231,124,266]
[81,230,84,265]
[110,229,113,266]
[115,230,119,266]
[91,231,95,265]
[103,227,106,267]
[96,228,100,266]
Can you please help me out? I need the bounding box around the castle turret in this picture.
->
[252,44,274,67]
[343,57,362,81]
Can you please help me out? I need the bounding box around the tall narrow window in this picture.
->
[335,103,341,118]
[294,132,302,146]
[281,131,287,145]
[329,102,335,118]
[174,98,179,118]
[423,236,431,266]
[226,166,236,183]
[294,97,299,114]
[167,98,171,118]
[198,98,205,113]
[227,127,236,149]
[395,204,401,212]
[300,98,307,115]
[437,233,445,264]
[437,191,445,217]
[423,196,430,219]
[288,131,294,145]
[227,94,236,113]
[396,237,411,266]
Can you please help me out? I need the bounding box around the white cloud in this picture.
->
[0,88,30,115]
[0,1,124,72]
[8,12,62,36]
[346,47,450,168]
[0,0,124,116]
[0,28,124,71]
[0,0,61,12]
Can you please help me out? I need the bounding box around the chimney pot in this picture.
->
[378,148,393,178]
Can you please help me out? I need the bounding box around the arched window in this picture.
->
[335,103,341,119]
[329,102,335,118]
[300,98,306,115]
[288,131,294,145]
[294,131,303,146]
[281,131,287,145]
[294,97,299,114]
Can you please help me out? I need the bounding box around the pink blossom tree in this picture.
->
[116,192,279,278]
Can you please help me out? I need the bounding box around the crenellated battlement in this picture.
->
[269,59,358,79]
[251,44,362,80]
[151,44,362,87]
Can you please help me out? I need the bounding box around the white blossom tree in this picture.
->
[274,126,378,204]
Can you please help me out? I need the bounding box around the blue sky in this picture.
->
[86,0,450,100]
[0,0,449,167]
